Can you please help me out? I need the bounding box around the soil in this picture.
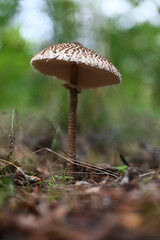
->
[1,125,160,240]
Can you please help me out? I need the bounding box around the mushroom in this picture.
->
[30,42,121,175]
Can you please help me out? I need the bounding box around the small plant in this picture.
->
[55,174,74,184]
[47,164,74,187]
[115,165,128,174]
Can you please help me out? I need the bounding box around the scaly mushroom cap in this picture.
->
[31,42,121,89]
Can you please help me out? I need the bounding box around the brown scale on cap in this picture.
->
[31,42,122,176]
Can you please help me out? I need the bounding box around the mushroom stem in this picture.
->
[66,64,79,176]
[67,87,78,175]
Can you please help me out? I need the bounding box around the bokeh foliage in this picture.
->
[0,0,18,26]
[46,0,79,43]
[0,0,160,144]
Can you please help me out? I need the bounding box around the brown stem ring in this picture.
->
[66,64,79,175]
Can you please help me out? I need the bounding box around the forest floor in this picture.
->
[1,119,160,240]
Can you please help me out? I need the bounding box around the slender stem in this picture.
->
[67,88,78,175]
[66,64,79,175]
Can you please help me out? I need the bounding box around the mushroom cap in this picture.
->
[31,42,121,89]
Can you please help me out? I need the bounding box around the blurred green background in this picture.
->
[0,0,160,148]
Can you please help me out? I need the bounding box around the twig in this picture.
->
[119,153,130,167]
[0,158,34,185]
[10,147,120,180]
[139,171,156,178]
[0,158,22,174]
[7,108,16,159]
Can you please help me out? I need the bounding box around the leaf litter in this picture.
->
[1,112,160,239]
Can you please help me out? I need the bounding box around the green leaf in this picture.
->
[115,165,128,173]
